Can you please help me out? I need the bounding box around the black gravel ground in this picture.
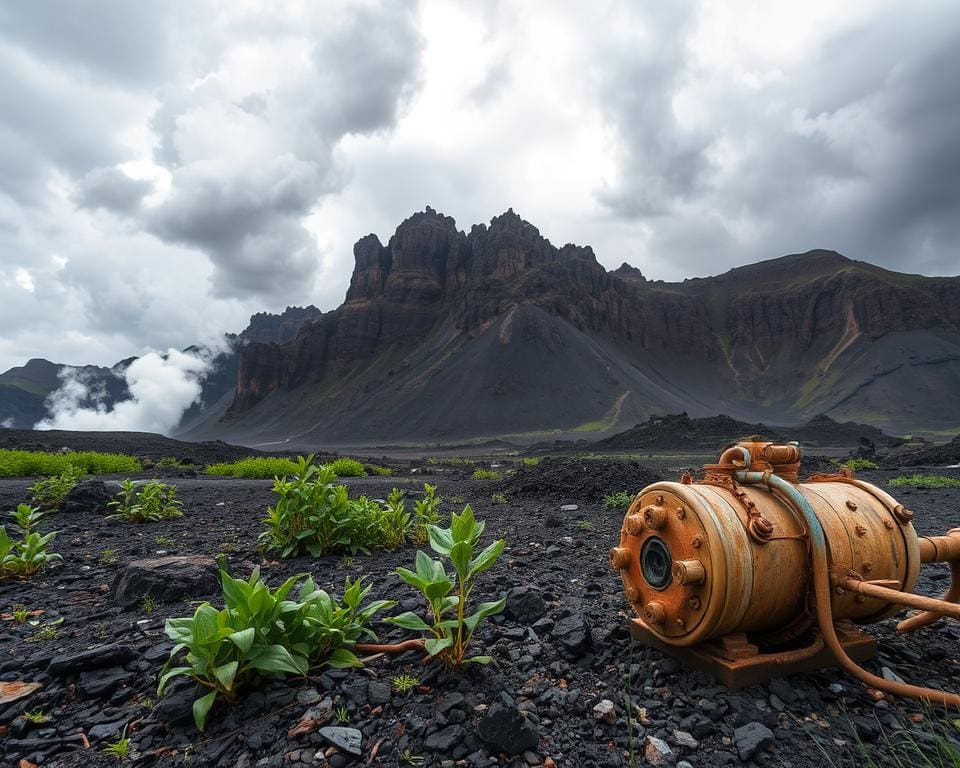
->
[1,435,960,768]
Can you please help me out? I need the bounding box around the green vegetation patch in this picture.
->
[889,475,960,489]
[0,449,141,477]
[205,457,300,478]
[603,490,635,509]
[834,457,878,471]
[328,458,366,477]
[471,468,501,481]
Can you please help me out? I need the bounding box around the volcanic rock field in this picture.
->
[2,432,960,768]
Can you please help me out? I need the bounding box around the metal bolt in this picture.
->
[687,596,701,610]
[625,515,645,536]
[862,562,873,573]
[855,524,867,537]
[676,507,686,520]
[835,585,845,595]
[656,495,664,505]
[644,506,668,530]
[609,547,631,571]
[626,586,641,603]
[846,499,858,511]
[675,617,686,630]
[855,594,866,603]
[672,558,707,586]
[691,536,703,549]
[884,520,895,530]
[644,601,667,624]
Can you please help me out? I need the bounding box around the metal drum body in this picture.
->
[613,478,921,647]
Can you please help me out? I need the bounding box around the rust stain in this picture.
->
[0,681,42,706]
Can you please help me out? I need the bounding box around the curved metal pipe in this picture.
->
[736,469,960,708]
[898,560,960,632]
[718,445,752,468]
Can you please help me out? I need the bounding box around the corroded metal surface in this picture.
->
[612,439,960,705]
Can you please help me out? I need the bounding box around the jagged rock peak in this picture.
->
[610,262,647,282]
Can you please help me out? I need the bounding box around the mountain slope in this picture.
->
[181,209,960,446]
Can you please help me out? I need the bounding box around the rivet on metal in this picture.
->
[862,562,873,573]
[656,495,664,505]
[625,514,645,536]
[676,507,686,520]
[855,524,868,537]
[855,594,866,603]
[609,547,631,571]
[691,536,703,549]
[625,586,641,603]
[675,617,686,630]
[687,596,701,610]
[846,500,858,511]
[644,601,667,624]
[644,506,668,530]
[884,519,895,530]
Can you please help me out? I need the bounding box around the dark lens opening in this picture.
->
[640,537,673,591]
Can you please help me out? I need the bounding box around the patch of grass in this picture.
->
[400,748,425,765]
[27,618,63,642]
[102,726,130,761]
[29,465,85,510]
[141,596,157,614]
[835,457,878,471]
[153,457,189,469]
[205,457,300,478]
[334,704,350,724]
[391,672,420,694]
[890,475,960,489]
[23,709,48,724]
[603,491,634,509]
[329,458,366,477]
[471,468,501,481]
[107,479,183,523]
[100,548,117,565]
[520,457,540,467]
[11,604,31,623]
[576,520,594,531]
[368,465,394,476]
[0,449,141,477]
[154,534,176,547]
[490,492,507,504]
[427,457,474,467]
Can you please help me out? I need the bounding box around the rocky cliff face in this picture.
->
[214,208,960,441]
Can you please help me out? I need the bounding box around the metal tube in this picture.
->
[898,560,960,632]
[840,577,960,619]
[737,469,960,708]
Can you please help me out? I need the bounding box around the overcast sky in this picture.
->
[1,0,958,373]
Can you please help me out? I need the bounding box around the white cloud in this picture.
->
[36,347,214,435]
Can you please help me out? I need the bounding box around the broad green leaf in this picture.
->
[451,505,475,543]
[424,576,454,602]
[326,648,362,669]
[427,525,454,555]
[249,644,308,676]
[395,567,428,591]
[157,666,191,696]
[213,660,239,691]
[228,628,255,654]
[386,611,432,631]
[468,540,505,578]
[449,541,472,580]
[464,597,507,631]
[424,636,454,656]
[192,690,217,731]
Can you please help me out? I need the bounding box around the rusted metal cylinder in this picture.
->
[612,457,921,648]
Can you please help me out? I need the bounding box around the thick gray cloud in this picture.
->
[0,0,958,376]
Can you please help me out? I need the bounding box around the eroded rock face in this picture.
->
[111,555,219,608]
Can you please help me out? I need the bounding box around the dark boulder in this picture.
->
[477,696,539,755]
[112,555,219,608]
[61,480,114,515]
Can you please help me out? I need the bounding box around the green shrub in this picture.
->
[0,505,62,579]
[380,488,413,550]
[602,490,634,509]
[471,468,501,481]
[427,457,474,467]
[368,465,394,476]
[521,457,540,467]
[490,492,507,504]
[889,475,960,489]
[329,458,366,477]
[29,466,84,510]
[259,457,384,557]
[387,506,506,667]
[204,457,300,478]
[836,457,878,471]
[0,449,140,477]
[159,561,394,730]
[107,479,183,523]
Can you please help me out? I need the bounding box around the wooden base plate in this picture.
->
[629,618,877,688]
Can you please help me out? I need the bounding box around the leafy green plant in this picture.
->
[412,484,441,544]
[0,504,62,580]
[520,457,540,467]
[100,547,117,565]
[0,449,140,477]
[368,465,394,476]
[205,456,301,478]
[387,506,506,667]
[329,458,366,477]
[154,457,189,469]
[471,468,501,481]
[890,475,960,489]
[391,672,420,693]
[23,709,48,724]
[381,488,413,550]
[159,561,393,730]
[107,479,183,523]
[154,534,176,547]
[426,457,474,467]
[576,519,594,531]
[11,604,30,623]
[490,492,507,505]
[400,748,425,765]
[29,465,84,510]
[142,596,157,614]
[27,618,63,642]
[602,490,634,509]
[102,726,130,760]
[334,704,350,723]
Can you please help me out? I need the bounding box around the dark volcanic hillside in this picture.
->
[181,208,960,446]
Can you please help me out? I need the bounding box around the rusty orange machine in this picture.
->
[610,439,960,706]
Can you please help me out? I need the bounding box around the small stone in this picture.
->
[734,721,774,760]
[645,735,673,767]
[477,700,539,755]
[673,730,698,749]
[318,726,362,756]
[559,536,575,547]
[828,683,844,695]
[552,614,591,656]
[592,699,616,724]
[559,504,578,512]
[881,666,905,684]
[48,644,136,676]
[112,556,218,608]
[296,688,322,705]
[506,586,548,624]
[0,681,42,706]
[61,480,114,515]
[424,724,465,752]
[367,680,391,706]
[79,666,132,697]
